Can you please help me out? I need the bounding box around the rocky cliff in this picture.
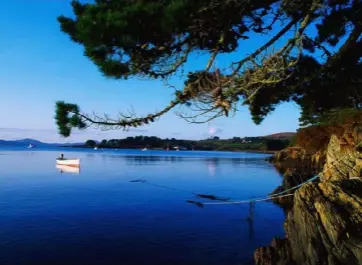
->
[255,122,362,265]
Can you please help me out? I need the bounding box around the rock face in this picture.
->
[254,238,295,265]
[284,180,362,265]
[323,133,362,181]
[268,146,324,206]
[255,123,362,265]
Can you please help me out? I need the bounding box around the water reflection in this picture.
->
[247,202,256,241]
[207,159,217,176]
[123,155,183,164]
[248,217,255,241]
[56,165,80,175]
[95,155,275,180]
[99,154,273,166]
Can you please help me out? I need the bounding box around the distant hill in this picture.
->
[265,132,296,139]
[0,138,44,146]
[10,138,47,146]
[0,138,84,147]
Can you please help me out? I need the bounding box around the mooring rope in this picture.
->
[202,140,362,206]
[130,140,362,207]
[203,193,295,205]
[130,178,231,201]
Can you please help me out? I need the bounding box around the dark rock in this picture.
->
[256,123,362,265]
[254,238,295,265]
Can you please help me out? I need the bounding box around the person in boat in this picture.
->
[59,154,65,160]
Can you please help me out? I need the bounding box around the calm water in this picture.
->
[0,148,285,265]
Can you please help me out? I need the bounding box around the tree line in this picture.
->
[84,136,291,152]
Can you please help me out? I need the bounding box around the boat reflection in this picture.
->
[56,164,80,175]
[207,159,217,176]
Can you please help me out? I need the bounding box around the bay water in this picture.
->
[0,148,285,265]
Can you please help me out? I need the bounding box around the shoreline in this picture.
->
[61,145,278,154]
[240,150,276,154]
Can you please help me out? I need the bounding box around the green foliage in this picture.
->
[264,139,290,151]
[55,101,86,137]
[58,0,277,79]
[56,0,362,135]
[310,108,362,126]
[86,135,290,152]
[85,139,97,147]
[244,53,362,126]
[315,0,355,45]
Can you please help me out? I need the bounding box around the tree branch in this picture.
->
[231,18,299,74]
[72,99,181,130]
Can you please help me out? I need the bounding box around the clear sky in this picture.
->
[0,0,301,143]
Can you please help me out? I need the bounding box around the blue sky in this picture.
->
[0,0,301,143]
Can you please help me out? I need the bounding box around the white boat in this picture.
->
[142,148,147,151]
[56,165,80,174]
[94,147,98,150]
[27,143,35,149]
[56,158,80,167]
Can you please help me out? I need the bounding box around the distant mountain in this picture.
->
[0,138,40,146]
[265,132,296,139]
[10,138,46,145]
[0,138,85,147]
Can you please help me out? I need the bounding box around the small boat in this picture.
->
[142,148,147,151]
[56,158,80,168]
[56,165,80,174]
[94,147,98,150]
[27,143,35,149]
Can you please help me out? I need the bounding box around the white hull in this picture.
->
[56,165,80,174]
[56,158,80,167]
